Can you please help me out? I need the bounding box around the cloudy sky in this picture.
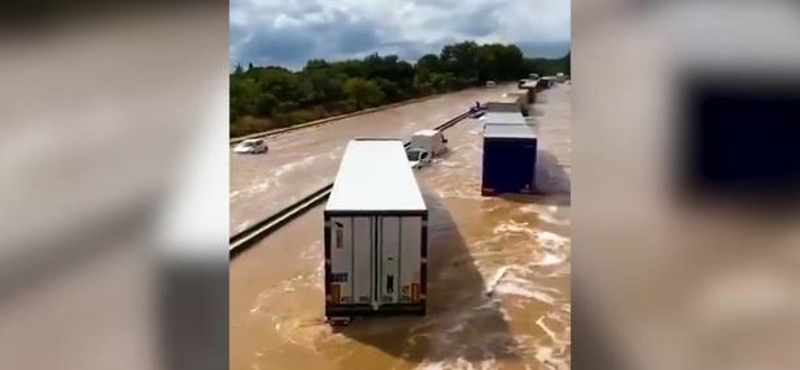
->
[230,0,570,69]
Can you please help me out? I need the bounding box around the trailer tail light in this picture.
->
[411,283,420,303]
[330,284,340,304]
[334,222,343,249]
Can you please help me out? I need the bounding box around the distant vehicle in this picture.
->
[409,129,448,157]
[529,73,539,80]
[233,139,268,154]
[325,139,428,321]
[486,80,496,87]
[535,77,556,91]
[406,148,431,169]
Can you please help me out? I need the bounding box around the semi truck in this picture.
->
[485,93,527,116]
[324,139,428,322]
[481,123,538,196]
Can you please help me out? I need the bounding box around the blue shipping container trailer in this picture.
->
[481,123,538,196]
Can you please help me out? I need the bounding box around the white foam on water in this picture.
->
[518,204,569,226]
[235,178,276,199]
[446,321,468,334]
[415,357,498,370]
[250,291,271,313]
[531,252,566,266]
[494,282,557,305]
[415,361,446,370]
[492,220,535,238]
[471,234,506,251]
[299,241,322,260]
[498,306,512,322]
[249,275,307,313]
[536,315,559,343]
[534,346,569,370]
[434,187,483,201]
[436,159,462,169]
[236,154,326,198]
[484,266,510,295]
[536,231,569,252]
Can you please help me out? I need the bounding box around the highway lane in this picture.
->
[230,84,518,234]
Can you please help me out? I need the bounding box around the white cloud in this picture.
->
[230,0,571,68]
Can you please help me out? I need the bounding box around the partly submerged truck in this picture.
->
[324,139,428,322]
[406,129,448,169]
[481,123,538,196]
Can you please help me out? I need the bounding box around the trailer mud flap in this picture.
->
[411,283,419,303]
[331,284,341,304]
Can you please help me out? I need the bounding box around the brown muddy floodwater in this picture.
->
[230,84,571,370]
[230,85,519,234]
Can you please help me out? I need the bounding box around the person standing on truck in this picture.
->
[470,101,480,113]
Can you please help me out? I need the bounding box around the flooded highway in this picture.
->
[230,85,518,234]
[230,84,571,370]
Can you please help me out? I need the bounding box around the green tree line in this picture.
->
[231,41,569,136]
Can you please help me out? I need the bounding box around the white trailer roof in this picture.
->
[413,129,439,137]
[491,94,522,104]
[326,139,426,212]
[485,97,521,114]
[484,123,537,139]
[482,111,526,125]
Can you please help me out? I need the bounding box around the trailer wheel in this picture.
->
[328,317,352,326]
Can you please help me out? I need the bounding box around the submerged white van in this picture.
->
[409,129,447,156]
[406,129,448,169]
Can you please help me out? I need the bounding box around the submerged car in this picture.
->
[233,138,268,154]
[406,148,431,169]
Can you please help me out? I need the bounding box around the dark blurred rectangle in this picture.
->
[573,1,800,370]
[0,1,229,370]
[681,74,800,203]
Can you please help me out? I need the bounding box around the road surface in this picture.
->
[230,84,571,370]
[230,85,519,234]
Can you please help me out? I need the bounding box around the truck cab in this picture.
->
[408,129,448,157]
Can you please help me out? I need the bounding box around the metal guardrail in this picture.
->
[229,109,477,258]
[229,184,333,257]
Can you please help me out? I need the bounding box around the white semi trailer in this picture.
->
[324,139,428,322]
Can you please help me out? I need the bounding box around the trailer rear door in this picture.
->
[483,139,537,193]
[378,215,424,306]
[328,215,424,310]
